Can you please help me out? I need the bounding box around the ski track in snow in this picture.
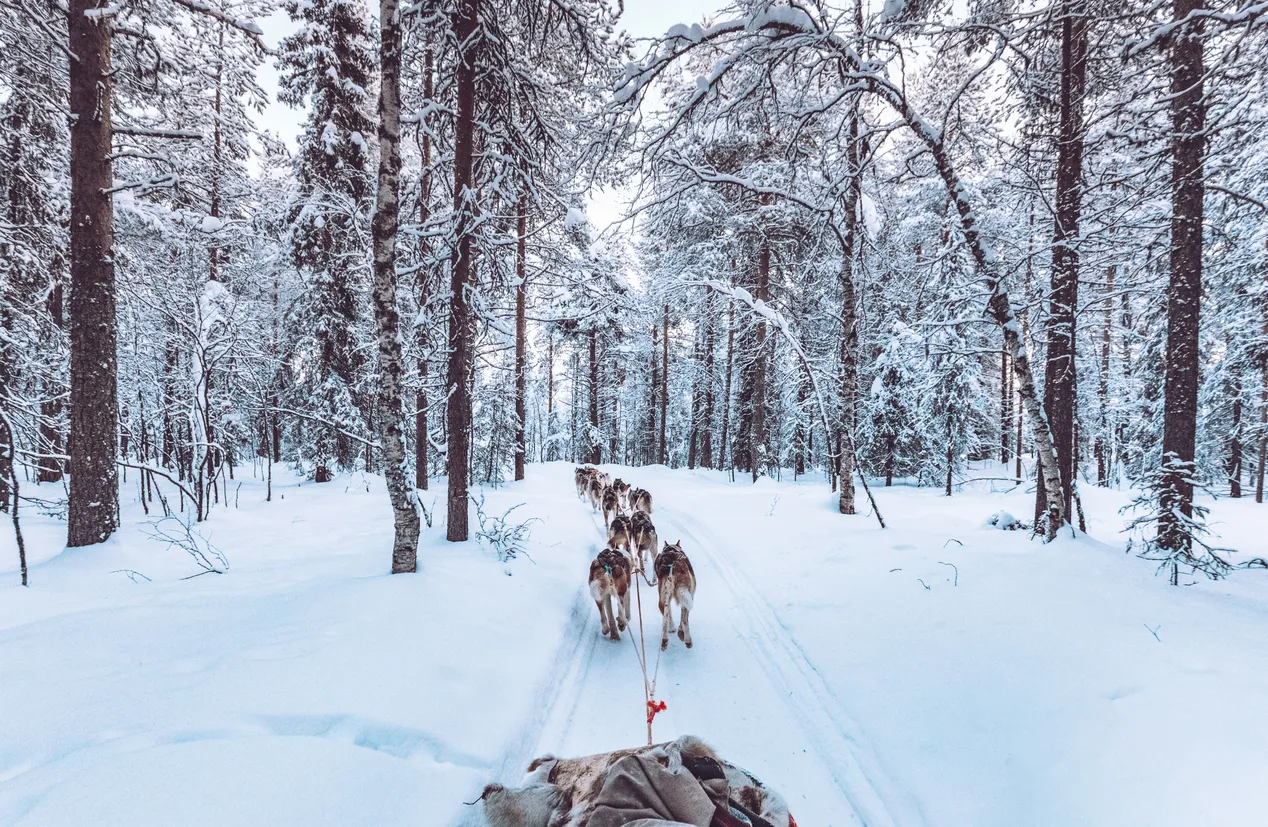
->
[461,475,920,827]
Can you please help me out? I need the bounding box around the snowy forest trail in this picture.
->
[461,464,920,827]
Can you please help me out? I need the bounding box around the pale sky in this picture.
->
[254,1,726,234]
[254,0,726,152]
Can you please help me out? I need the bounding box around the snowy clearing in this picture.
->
[2,464,1266,827]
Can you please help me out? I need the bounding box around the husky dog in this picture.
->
[629,511,657,579]
[595,470,612,489]
[655,541,696,650]
[587,548,630,641]
[586,475,604,512]
[600,485,621,529]
[574,466,595,499]
[611,478,631,509]
[630,487,653,515]
[606,514,633,560]
[479,735,793,827]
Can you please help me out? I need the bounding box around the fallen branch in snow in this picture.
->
[143,515,228,576]
[1143,624,1162,642]
[917,578,931,591]
[938,561,959,586]
[111,569,152,583]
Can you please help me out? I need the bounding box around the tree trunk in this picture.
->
[546,335,555,462]
[659,302,669,465]
[38,279,65,482]
[1096,264,1115,486]
[1000,344,1011,465]
[700,287,716,468]
[648,321,658,464]
[750,242,770,482]
[945,412,953,496]
[1040,0,1088,526]
[514,197,528,481]
[445,0,479,542]
[1228,373,1242,497]
[720,298,735,470]
[67,0,120,547]
[415,47,434,490]
[1156,0,1206,557]
[837,127,861,514]
[373,0,420,572]
[588,329,600,465]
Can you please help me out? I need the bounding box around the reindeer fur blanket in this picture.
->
[480,736,792,827]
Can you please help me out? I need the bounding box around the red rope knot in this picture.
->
[646,699,667,724]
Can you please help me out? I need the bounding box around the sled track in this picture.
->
[657,504,924,827]
[448,537,603,827]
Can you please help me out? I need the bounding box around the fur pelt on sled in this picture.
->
[480,735,792,827]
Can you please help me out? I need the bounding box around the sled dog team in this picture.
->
[574,465,696,651]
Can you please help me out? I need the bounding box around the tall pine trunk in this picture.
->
[1228,372,1242,497]
[514,198,528,481]
[587,330,600,465]
[445,0,479,541]
[1041,0,1088,525]
[374,0,420,572]
[837,123,861,514]
[38,280,65,482]
[648,322,658,464]
[720,299,735,471]
[1096,264,1115,485]
[659,303,669,465]
[1156,0,1206,559]
[700,287,715,468]
[415,47,434,490]
[67,0,119,546]
[750,240,770,482]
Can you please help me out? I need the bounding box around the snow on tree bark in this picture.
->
[373,0,420,572]
[445,0,479,542]
[67,0,120,547]
[1156,0,1207,558]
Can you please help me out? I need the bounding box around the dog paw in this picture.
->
[677,628,686,641]
[660,638,669,651]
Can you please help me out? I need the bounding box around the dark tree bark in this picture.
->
[373,0,420,572]
[837,130,861,514]
[67,0,120,546]
[546,335,555,462]
[1000,344,1011,465]
[38,280,65,482]
[1040,0,1088,525]
[659,302,669,465]
[1156,0,1206,557]
[587,329,601,465]
[1096,264,1115,486]
[415,47,434,490]
[514,197,528,481]
[750,240,770,482]
[1228,373,1242,498]
[648,322,658,464]
[445,0,479,542]
[720,298,735,471]
[700,287,716,468]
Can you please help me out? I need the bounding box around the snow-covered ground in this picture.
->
[2,463,1266,826]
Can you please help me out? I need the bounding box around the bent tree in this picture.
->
[607,6,1067,537]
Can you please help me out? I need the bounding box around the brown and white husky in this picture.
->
[600,485,621,529]
[654,541,696,650]
[573,466,595,499]
[629,510,657,580]
[630,487,653,514]
[606,514,633,560]
[611,477,631,509]
[587,547,630,641]
[586,475,604,512]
